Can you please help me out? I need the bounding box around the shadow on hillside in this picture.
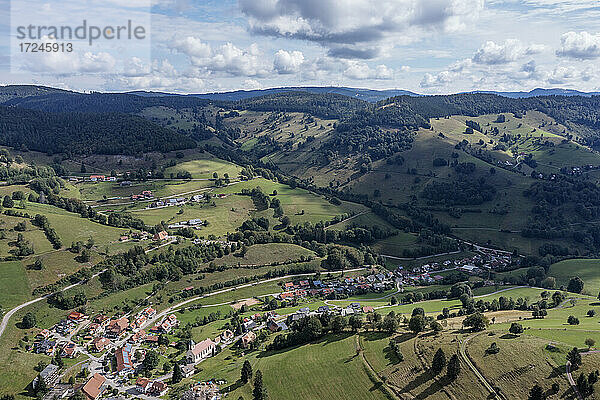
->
[402,370,433,394]
[499,333,519,339]
[223,378,244,393]
[361,331,392,342]
[548,365,566,378]
[414,376,451,400]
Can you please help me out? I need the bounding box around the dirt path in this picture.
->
[459,332,504,400]
[566,361,583,400]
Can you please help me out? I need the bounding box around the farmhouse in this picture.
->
[241,331,256,348]
[135,377,152,394]
[89,337,110,352]
[106,317,128,338]
[153,231,169,241]
[150,381,169,396]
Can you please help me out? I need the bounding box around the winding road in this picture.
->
[0,270,106,340]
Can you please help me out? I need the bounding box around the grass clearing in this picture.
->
[0,260,30,308]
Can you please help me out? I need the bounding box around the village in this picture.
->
[25,242,519,400]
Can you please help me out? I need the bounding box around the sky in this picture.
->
[1,0,600,94]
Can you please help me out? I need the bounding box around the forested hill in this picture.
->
[0,106,196,155]
[377,94,600,132]
[232,91,370,119]
[3,91,212,113]
[0,85,71,103]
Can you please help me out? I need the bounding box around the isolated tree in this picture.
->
[551,382,560,394]
[241,360,253,384]
[2,195,13,208]
[430,321,443,333]
[412,307,425,317]
[409,314,426,334]
[431,348,446,374]
[567,347,582,369]
[253,370,267,400]
[463,313,488,331]
[509,322,524,335]
[172,363,183,384]
[587,310,596,317]
[585,338,596,350]
[33,258,43,270]
[552,291,565,306]
[446,354,460,381]
[576,373,594,397]
[486,342,500,354]
[567,276,584,294]
[21,312,36,329]
[528,384,545,400]
[567,315,580,325]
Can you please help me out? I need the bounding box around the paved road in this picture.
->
[0,235,179,340]
[0,270,106,340]
[140,268,367,331]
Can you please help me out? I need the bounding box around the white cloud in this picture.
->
[243,79,262,89]
[172,38,271,77]
[473,39,544,65]
[343,62,393,80]
[556,31,600,60]
[273,50,305,74]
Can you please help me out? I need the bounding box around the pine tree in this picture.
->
[528,384,544,400]
[241,360,253,384]
[446,354,460,381]
[253,370,267,400]
[172,363,183,384]
[432,348,446,374]
[567,347,582,369]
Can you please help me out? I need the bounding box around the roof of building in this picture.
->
[39,363,59,379]
[115,344,133,372]
[135,377,151,388]
[82,373,106,400]
[190,339,216,356]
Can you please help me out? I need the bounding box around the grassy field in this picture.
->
[360,329,489,399]
[212,243,316,266]
[467,332,568,399]
[549,259,600,296]
[131,195,254,237]
[372,232,420,258]
[193,333,392,400]
[24,202,128,248]
[164,153,242,179]
[0,261,30,309]
[216,178,366,225]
